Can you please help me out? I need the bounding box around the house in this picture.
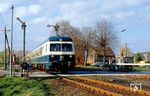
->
[117,47,134,63]
[87,47,115,64]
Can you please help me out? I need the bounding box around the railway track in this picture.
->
[62,77,150,96]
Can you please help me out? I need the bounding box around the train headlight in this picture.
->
[51,55,54,58]
[59,56,64,60]
[68,61,71,68]
[68,61,71,64]
[69,55,72,58]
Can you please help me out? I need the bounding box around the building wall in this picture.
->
[87,48,115,64]
[87,49,96,64]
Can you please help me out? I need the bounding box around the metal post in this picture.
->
[121,29,127,62]
[10,5,14,76]
[1,27,10,70]
[16,17,26,62]
[23,23,26,62]
[125,43,127,57]
[4,27,6,70]
[16,17,27,77]
[84,50,87,66]
[47,24,60,36]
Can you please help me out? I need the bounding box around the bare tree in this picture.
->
[80,27,95,66]
[57,20,84,65]
[94,19,118,64]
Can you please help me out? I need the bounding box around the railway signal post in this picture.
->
[47,23,60,36]
[16,17,26,61]
[16,17,28,77]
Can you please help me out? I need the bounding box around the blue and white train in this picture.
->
[26,36,75,73]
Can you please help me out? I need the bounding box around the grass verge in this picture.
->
[134,66,150,72]
[0,76,49,96]
[71,65,102,71]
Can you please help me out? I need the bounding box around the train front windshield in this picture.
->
[50,44,73,52]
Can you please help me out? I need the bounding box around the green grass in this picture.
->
[71,65,102,71]
[134,66,150,72]
[0,77,49,96]
[0,63,4,67]
[42,79,57,95]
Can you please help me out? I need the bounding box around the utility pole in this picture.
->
[125,43,128,57]
[10,5,14,76]
[1,26,10,70]
[16,17,26,62]
[121,29,127,62]
[47,24,60,36]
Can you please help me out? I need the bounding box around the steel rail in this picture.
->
[62,78,121,96]
[76,77,150,96]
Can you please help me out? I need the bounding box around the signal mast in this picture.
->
[47,24,60,36]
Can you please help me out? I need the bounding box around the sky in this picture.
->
[0,0,150,54]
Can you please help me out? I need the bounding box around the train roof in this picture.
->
[29,36,73,53]
[48,36,73,42]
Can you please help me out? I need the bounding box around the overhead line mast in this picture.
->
[10,5,14,76]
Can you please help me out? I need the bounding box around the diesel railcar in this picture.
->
[26,36,75,73]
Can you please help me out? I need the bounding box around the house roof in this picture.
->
[93,47,115,57]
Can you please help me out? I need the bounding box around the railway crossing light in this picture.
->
[16,17,27,62]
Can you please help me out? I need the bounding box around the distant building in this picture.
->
[117,47,134,63]
[87,47,115,64]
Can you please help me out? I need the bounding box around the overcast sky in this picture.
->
[0,0,150,53]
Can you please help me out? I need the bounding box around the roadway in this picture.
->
[0,70,150,77]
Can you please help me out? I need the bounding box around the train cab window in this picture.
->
[50,44,61,51]
[62,44,72,52]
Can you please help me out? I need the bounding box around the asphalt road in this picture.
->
[0,70,150,77]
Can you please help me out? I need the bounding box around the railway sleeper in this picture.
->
[62,78,121,96]
[76,77,150,96]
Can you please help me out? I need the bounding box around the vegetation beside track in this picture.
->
[134,66,150,72]
[71,65,102,71]
[0,76,49,96]
[73,65,150,72]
